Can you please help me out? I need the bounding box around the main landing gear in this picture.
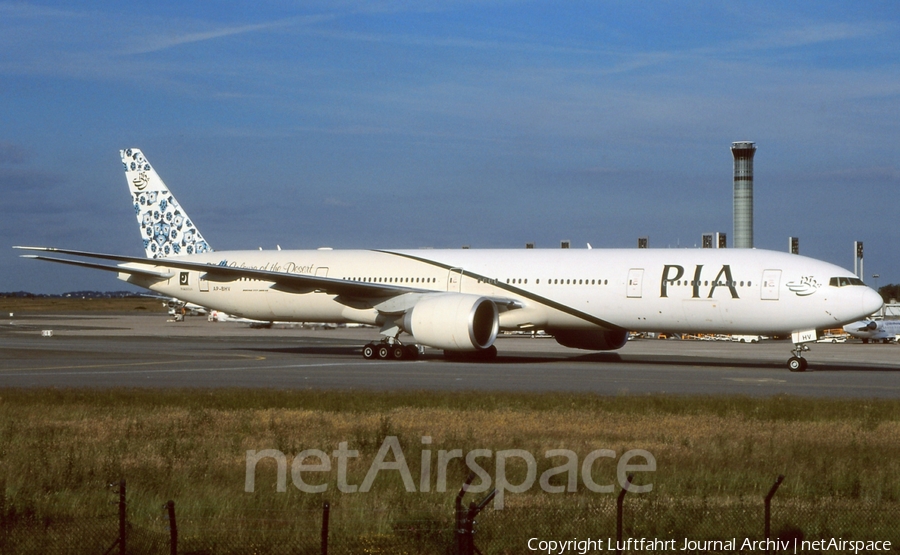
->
[359,341,500,361]
[361,340,421,360]
[787,343,810,372]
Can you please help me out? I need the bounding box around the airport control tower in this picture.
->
[731,141,757,248]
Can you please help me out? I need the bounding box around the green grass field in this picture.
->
[0,390,898,553]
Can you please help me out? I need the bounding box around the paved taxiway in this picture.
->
[1,312,898,397]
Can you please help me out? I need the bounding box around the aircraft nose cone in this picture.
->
[862,287,884,316]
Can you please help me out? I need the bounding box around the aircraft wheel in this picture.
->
[405,345,420,360]
[391,345,406,360]
[362,344,376,360]
[788,357,806,372]
[377,345,390,359]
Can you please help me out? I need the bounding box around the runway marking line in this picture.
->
[0,354,266,373]
[0,360,404,378]
[724,378,788,384]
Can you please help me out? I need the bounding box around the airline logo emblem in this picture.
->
[132,172,149,191]
[786,277,821,296]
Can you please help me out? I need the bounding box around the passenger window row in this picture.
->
[504,278,610,286]
[344,277,438,284]
[666,280,753,287]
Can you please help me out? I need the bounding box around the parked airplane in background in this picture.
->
[843,319,900,343]
[16,149,883,371]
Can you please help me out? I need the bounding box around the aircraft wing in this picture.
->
[14,246,523,311]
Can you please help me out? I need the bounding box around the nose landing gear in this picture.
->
[787,343,810,372]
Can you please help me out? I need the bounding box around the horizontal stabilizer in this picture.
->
[19,254,173,280]
[15,246,162,266]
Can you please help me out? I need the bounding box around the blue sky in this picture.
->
[2,1,899,293]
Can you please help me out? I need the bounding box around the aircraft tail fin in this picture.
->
[121,148,213,258]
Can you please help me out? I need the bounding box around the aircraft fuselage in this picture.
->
[125,247,880,337]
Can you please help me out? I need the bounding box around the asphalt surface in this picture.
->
[1,312,899,397]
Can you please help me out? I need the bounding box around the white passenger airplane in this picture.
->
[843,319,900,343]
[16,148,883,371]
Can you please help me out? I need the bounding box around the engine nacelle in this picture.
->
[403,294,499,351]
[552,329,628,351]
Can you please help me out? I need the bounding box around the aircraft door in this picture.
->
[761,270,781,300]
[448,268,464,292]
[627,268,644,298]
[199,274,209,292]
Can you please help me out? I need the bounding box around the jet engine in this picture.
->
[403,294,499,351]
[552,328,628,351]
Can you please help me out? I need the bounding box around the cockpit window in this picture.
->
[829,277,865,287]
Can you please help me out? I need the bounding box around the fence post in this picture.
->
[615,473,633,555]
[165,500,177,555]
[321,501,330,555]
[764,474,785,552]
[0,479,6,551]
[101,480,127,555]
[468,489,495,555]
[455,473,476,555]
[454,473,495,555]
[464,501,477,555]
[118,480,126,555]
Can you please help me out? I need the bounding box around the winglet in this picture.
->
[121,148,213,259]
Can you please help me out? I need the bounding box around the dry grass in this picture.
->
[0,296,166,313]
[0,389,898,551]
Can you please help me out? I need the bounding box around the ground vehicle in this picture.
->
[816,335,847,343]
[732,335,761,343]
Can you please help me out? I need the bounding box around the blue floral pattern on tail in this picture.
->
[122,148,212,259]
